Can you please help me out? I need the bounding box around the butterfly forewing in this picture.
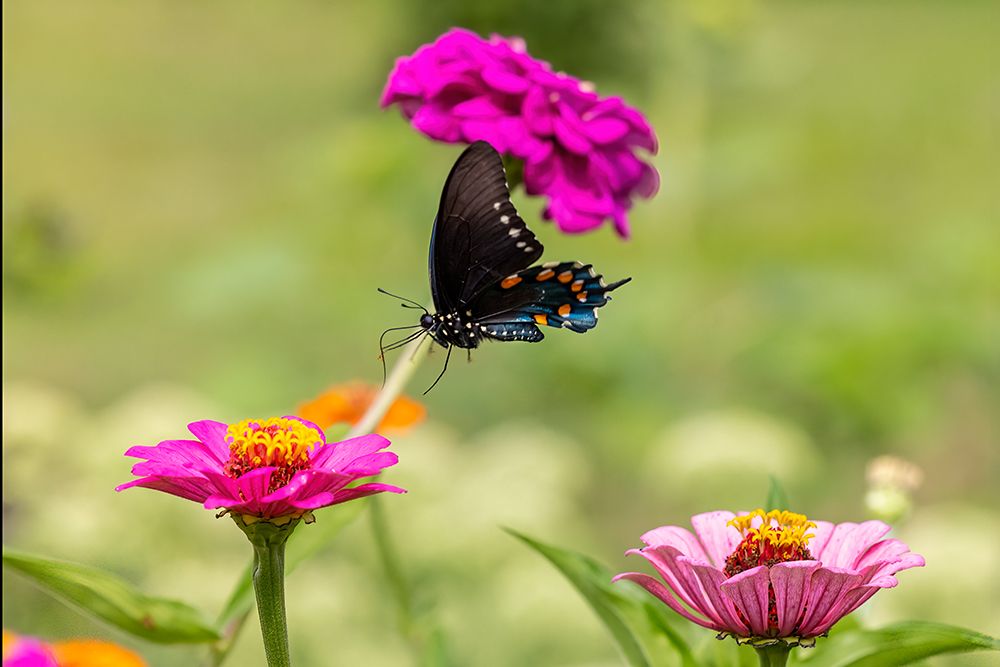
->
[429,141,543,313]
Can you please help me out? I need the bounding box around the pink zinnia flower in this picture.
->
[381,27,658,238]
[614,509,924,645]
[117,417,403,519]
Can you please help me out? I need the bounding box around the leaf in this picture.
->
[766,476,789,512]
[793,621,1000,666]
[215,500,365,630]
[507,528,699,667]
[2,548,219,644]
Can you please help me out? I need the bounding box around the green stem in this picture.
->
[233,516,299,667]
[754,644,792,667]
[208,336,431,667]
[347,335,431,439]
[347,335,431,653]
[369,494,414,636]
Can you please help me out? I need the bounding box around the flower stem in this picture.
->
[347,335,431,655]
[347,335,431,439]
[233,516,300,667]
[754,644,792,667]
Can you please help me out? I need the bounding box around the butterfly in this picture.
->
[380,141,630,390]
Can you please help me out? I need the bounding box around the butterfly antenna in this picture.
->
[377,288,429,314]
[423,344,453,395]
[378,324,424,386]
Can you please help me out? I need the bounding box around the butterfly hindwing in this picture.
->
[429,141,543,314]
[473,261,631,339]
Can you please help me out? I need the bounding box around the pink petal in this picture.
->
[720,566,771,637]
[631,546,717,620]
[612,572,719,630]
[817,521,892,568]
[481,65,530,94]
[115,475,211,504]
[452,96,507,118]
[310,434,392,471]
[553,117,592,155]
[687,562,750,635]
[796,567,865,637]
[124,439,224,471]
[583,117,630,144]
[808,521,837,556]
[203,467,275,512]
[326,482,406,506]
[411,106,462,142]
[690,511,740,568]
[639,525,709,563]
[187,420,230,452]
[770,561,822,637]
[263,469,354,505]
[522,86,555,136]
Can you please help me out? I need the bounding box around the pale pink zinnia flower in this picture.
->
[381,27,658,238]
[117,417,403,519]
[614,509,924,644]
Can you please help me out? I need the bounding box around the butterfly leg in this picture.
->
[424,344,453,394]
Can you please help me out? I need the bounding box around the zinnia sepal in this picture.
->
[231,514,301,667]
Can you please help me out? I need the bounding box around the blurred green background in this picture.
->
[3,0,998,665]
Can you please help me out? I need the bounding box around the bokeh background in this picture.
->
[3,1,998,665]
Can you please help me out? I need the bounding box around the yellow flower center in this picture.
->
[726,509,816,566]
[223,417,320,489]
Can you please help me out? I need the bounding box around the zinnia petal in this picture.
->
[720,565,772,637]
[611,572,718,630]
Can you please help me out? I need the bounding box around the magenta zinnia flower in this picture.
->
[614,509,924,644]
[117,417,403,519]
[381,27,658,238]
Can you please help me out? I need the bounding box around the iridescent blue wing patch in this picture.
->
[472,261,630,340]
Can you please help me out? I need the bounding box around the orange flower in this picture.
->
[2,632,146,667]
[297,382,425,432]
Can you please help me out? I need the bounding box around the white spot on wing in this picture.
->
[493,202,502,210]
[516,241,526,248]
[523,246,534,252]
[500,215,510,224]
[508,228,521,237]
[543,261,559,269]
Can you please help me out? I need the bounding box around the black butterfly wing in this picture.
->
[429,141,543,314]
[471,261,631,341]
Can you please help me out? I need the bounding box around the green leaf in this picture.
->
[507,528,699,667]
[766,476,789,512]
[2,547,219,644]
[793,621,1000,666]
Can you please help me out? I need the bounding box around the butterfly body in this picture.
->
[420,141,630,352]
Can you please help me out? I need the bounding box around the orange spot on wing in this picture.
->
[501,275,522,289]
[571,280,584,292]
[577,291,588,302]
[557,271,573,283]
[533,314,548,325]
[558,304,572,317]
[536,269,555,281]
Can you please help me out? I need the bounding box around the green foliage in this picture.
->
[2,548,219,644]
[508,529,700,667]
[766,476,790,512]
[790,621,1000,667]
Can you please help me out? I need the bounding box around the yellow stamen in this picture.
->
[226,417,319,470]
[727,508,816,551]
